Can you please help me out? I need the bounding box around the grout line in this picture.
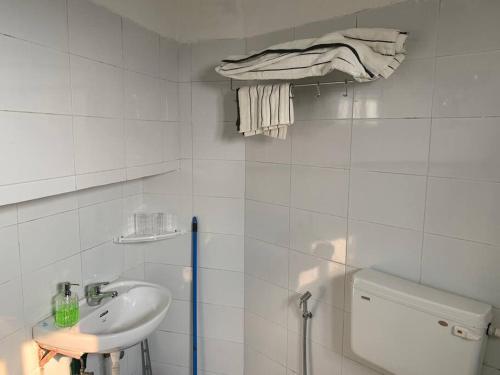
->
[14,204,28,327]
[156,327,245,346]
[65,0,77,194]
[0,161,181,190]
[0,109,181,123]
[246,160,500,184]
[248,344,289,373]
[340,35,357,370]
[0,30,177,81]
[142,193,500,248]
[419,0,442,284]
[170,297,245,311]
[21,248,83,276]
[145,260,244,276]
[0,32,70,54]
[286,126,293,371]
[0,174,75,188]
[245,197,348,220]
[436,48,500,59]
[422,231,500,248]
[2,107,500,121]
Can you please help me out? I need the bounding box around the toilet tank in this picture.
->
[351,269,492,375]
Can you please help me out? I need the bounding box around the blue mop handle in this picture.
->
[191,217,198,375]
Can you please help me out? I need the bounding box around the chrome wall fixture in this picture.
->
[230,78,353,97]
[299,291,313,375]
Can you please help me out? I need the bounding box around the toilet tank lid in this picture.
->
[353,269,492,329]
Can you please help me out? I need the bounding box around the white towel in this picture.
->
[237,83,294,139]
[216,28,407,82]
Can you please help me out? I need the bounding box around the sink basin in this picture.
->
[33,280,171,357]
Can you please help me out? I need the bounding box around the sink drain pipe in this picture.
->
[109,352,120,375]
[192,217,198,375]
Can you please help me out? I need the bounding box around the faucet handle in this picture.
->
[86,281,110,294]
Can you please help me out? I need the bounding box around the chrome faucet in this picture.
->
[85,282,118,306]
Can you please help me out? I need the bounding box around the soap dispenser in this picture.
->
[54,282,80,328]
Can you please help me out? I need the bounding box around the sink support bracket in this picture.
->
[38,347,58,368]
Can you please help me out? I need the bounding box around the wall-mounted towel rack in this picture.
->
[230,78,354,98]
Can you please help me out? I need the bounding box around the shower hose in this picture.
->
[302,313,309,375]
[300,291,312,375]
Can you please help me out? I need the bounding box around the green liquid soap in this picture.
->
[55,301,79,327]
[54,282,80,328]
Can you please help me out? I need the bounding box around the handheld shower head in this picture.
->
[299,291,312,306]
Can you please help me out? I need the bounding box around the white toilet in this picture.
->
[351,269,492,375]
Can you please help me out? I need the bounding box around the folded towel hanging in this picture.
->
[237,83,294,140]
[215,28,407,82]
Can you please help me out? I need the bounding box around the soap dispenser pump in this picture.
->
[54,282,80,328]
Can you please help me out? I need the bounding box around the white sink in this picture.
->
[33,280,171,358]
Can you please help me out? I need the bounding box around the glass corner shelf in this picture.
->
[114,230,185,244]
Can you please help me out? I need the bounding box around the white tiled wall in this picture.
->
[2,1,500,375]
[244,1,500,374]
[0,0,180,206]
[0,180,145,375]
[141,36,246,375]
[0,0,181,373]
[138,2,500,374]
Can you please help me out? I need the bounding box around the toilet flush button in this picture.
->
[452,326,481,341]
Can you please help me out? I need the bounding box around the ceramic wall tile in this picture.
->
[353,58,434,119]
[123,19,160,77]
[160,37,179,81]
[0,226,20,285]
[425,177,500,245]
[19,210,80,273]
[245,200,289,247]
[75,117,125,174]
[125,120,164,167]
[349,171,426,231]
[357,0,439,59]
[246,135,291,164]
[422,234,500,306]
[433,51,500,118]
[193,196,244,235]
[246,162,290,205]
[245,312,287,365]
[71,55,123,118]
[191,39,245,82]
[291,165,349,216]
[0,0,68,50]
[244,237,289,289]
[347,220,422,281]
[351,119,430,175]
[0,35,71,114]
[124,71,162,121]
[78,199,123,250]
[290,208,347,264]
[429,118,500,181]
[0,112,74,186]
[198,233,244,272]
[194,159,245,198]
[0,280,24,340]
[291,120,350,168]
[68,0,122,66]
[245,275,288,326]
[288,251,345,309]
[437,0,500,56]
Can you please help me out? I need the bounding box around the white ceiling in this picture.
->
[92,0,405,42]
